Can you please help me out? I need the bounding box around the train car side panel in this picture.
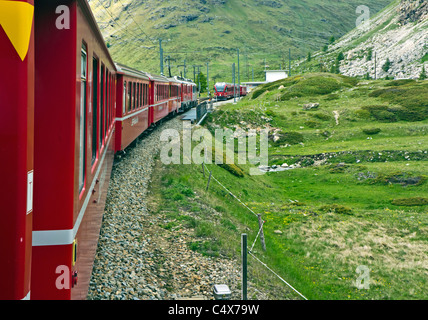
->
[0,0,34,300]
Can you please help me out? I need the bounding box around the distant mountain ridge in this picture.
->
[307,0,427,79]
[88,0,392,80]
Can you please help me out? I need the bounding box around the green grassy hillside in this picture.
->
[149,74,427,299]
[88,0,391,82]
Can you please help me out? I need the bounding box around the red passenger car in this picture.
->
[32,0,116,299]
[168,77,182,114]
[175,77,197,111]
[0,0,34,300]
[147,73,171,125]
[115,63,150,152]
[240,85,248,97]
[214,82,238,100]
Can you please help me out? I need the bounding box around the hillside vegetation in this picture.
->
[296,0,428,79]
[150,73,427,299]
[88,0,391,81]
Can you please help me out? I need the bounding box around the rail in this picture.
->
[195,99,214,125]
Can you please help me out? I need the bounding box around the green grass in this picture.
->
[149,73,428,300]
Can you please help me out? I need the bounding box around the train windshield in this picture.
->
[215,84,226,92]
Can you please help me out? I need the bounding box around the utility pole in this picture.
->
[232,63,236,103]
[207,62,210,97]
[289,48,291,77]
[177,59,187,78]
[252,67,254,82]
[241,234,248,301]
[164,56,176,78]
[246,54,249,82]
[159,39,164,75]
[237,48,240,99]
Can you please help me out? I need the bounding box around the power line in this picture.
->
[93,0,151,43]
[117,0,152,41]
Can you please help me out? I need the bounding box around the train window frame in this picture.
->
[104,67,110,139]
[128,81,132,112]
[132,82,136,110]
[123,81,127,115]
[79,44,88,196]
[99,64,104,153]
[91,56,99,168]
[105,70,109,141]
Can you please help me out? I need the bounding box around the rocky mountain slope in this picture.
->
[88,0,391,80]
[306,0,427,79]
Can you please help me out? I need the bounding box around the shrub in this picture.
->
[281,75,344,100]
[265,109,276,117]
[372,172,426,186]
[212,147,245,177]
[312,112,332,121]
[273,131,304,145]
[319,204,352,215]
[218,163,245,177]
[189,240,220,257]
[385,79,416,87]
[362,128,381,135]
[325,93,339,100]
[372,110,397,122]
[251,88,265,99]
[368,84,428,121]
[362,105,397,122]
[382,58,392,72]
[305,120,321,128]
[391,197,428,206]
[355,109,371,119]
[420,66,427,80]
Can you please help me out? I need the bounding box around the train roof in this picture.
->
[215,82,238,86]
[145,72,170,83]
[171,76,196,85]
[115,63,150,80]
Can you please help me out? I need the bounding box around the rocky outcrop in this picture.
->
[327,0,428,79]
[398,0,428,25]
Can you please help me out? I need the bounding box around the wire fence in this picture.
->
[201,162,308,300]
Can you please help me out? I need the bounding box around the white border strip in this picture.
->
[116,107,148,122]
[32,133,113,247]
[115,98,177,122]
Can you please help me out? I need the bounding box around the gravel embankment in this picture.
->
[87,117,259,300]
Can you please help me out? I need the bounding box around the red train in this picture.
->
[214,82,247,100]
[0,0,197,300]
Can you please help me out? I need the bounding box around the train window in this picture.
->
[146,84,149,105]
[138,83,142,108]
[123,81,126,114]
[128,82,132,112]
[141,83,143,106]
[132,82,136,110]
[79,45,87,192]
[99,64,104,150]
[143,84,145,105]
[103,69,108,141]
[92,57,99,166]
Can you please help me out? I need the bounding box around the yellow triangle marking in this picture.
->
[0,1,34,61]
